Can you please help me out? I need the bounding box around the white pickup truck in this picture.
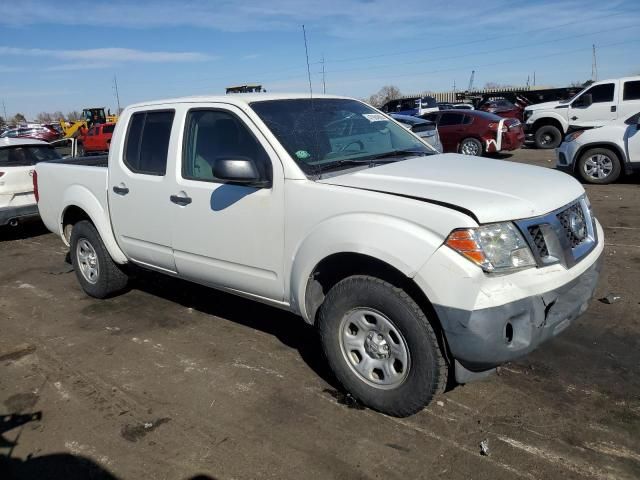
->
[35,94,603,417]
[524,76,640,149]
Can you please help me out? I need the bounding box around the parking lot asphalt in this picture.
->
[1,147,639,480]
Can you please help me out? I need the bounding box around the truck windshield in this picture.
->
[250,98,432,175]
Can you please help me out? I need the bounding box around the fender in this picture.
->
[289,213,446,322]
[528,111,569,133]
[60,184,128,264]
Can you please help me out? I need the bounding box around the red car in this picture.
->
[421,110,524,156]
[477,97,529,122]
[78,123,115,155]
[0,125,60,142]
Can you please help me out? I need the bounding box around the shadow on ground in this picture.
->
[0,412,217,480]
[131,269,339,388]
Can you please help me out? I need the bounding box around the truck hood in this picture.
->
[525,100,562,112]
[318,154,585,223]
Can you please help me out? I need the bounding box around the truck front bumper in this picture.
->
[0,204,39,226]
[434,253,601,377]
[415,220,604,382]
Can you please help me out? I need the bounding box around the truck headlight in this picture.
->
[445,222,536,272]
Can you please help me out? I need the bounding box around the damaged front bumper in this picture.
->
[435,253,602,382]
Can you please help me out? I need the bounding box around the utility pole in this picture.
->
[113,75,121,114]
[2,100,7,122]
[591,44,598,82]
[321,55,326,94]
[467,70,475,91]
[526,75,530,88]
[533,71,536,86]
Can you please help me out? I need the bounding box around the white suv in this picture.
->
[0,138,61,226]
[556,112,640,184]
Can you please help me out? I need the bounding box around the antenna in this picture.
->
[321,54,326,94]
[302,25,313,98]
[591,44,598,82]
[113,75,121,114]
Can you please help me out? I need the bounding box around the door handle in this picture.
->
[611,106,617,112]
[571,116,578,121]
[170,194,192,206]
[112,185,129,195]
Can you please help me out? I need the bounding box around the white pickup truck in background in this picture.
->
[524,76,640,149]
[35,94,603,416]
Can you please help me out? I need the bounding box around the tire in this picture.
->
[70,220,128,299]
[318,276,448,417]
[534,125,562,149]
[458,137,483,156]
[576,148,621,184]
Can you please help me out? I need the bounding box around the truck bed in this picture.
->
[36,157,109,241]
[46,155,108,168]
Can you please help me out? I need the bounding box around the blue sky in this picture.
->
[1,0,639,119]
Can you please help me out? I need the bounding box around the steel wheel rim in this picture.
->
[583,154,613,179]
[339,308,411,390]
[541,133,554,145]
[76,238,100,284]
[461,140,480,155]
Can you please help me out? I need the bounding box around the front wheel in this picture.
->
[577,148,621,184]
[318,276,448,417]
[70,220,128,298]
[534,125,562,149]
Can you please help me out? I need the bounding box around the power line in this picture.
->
[309,7,640,67]
[314,23,637,77]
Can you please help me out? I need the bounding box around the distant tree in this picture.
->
[52,111,65,121]
[367,85,402,107]
[12,113,26,124]
[483,82,515,90]
[67,110,81,121]
[0,115,5,126]
[37,112,53,123]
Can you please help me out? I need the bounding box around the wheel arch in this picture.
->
[532,116,565,135]
[59,187,127,264]
[573,142,626,173]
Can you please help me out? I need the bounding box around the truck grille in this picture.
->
[557,203,588,248]
[516,196,596,269]
[527,225,549,258]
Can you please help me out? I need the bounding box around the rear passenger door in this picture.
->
[170,104,285,301]
[108,108,178,273]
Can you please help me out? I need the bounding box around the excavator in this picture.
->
[58,107,118,139]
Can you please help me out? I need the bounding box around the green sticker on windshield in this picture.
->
[295,150,311,160]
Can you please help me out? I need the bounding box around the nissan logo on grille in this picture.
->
[569,210,587,241]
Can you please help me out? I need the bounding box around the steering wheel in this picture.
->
[338,140,365,153]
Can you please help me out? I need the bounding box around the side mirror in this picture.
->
[213,157,270,187]
[578,93,593,107]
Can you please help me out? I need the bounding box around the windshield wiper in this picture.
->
[314,149,429,174]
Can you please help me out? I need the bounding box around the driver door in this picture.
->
[570,82,618,128]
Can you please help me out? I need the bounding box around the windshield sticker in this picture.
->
[362,113,387,122]
[295,150,311,160]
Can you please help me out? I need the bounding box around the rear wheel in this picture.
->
[70,220,128,298]
[318,276,447,417]
[534,125,562,149]
[577,148,621,184]
[459,137,483,156]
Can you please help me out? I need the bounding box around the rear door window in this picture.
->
[623,81,640,101]
[438,113,462,126]
[0,146,60,166]
[124,110,175,175]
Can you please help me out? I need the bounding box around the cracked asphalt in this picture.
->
[1,147,639,479]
